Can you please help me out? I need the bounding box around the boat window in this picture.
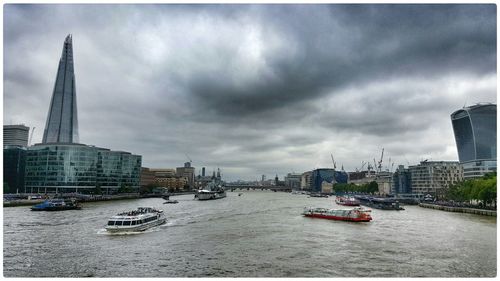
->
[115,221,123,226]
[123,221,131,226]
[107,221,115,226]
[131,220,136,225]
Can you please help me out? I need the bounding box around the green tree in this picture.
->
[443,174,497,208]
[367,181,379,194]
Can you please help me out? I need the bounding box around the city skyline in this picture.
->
[4,4,497,181]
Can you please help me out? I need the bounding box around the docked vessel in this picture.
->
[309,193,329,198]
[354,195,405,210]
[302,207,372,222]
[335,196,361,206]
[195,180,226,201]
[30,198,81,211]
[195,188,226,200]
[105,207,166,233]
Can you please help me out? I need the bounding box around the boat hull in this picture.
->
[30,199,81,211]
[335,201,360,206]
[303,213,371,222]
[31,206,81,211]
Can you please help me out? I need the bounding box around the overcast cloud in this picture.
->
[3,4,497,181]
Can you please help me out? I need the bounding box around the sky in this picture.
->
[3,4,497,181]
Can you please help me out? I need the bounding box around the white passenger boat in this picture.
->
[105,207,166,233]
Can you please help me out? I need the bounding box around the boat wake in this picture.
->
[96,223,167,235]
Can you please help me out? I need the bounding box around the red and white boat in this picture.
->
[335,196,361,206]
[302,207,372,222]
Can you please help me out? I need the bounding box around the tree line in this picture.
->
[443,173,496,207]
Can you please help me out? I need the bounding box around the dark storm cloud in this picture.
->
[174,4,496,119]
[3,4,496,180]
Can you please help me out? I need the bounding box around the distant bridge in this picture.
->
[225,184,291,192]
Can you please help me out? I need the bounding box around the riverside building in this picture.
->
[24,143,141,194]
[285,173,302,189]
[451,103,497,179]
[4,125,30,147]
[311,168,348,193]
[300,171,312,190]
[23,35,141,194]
[176,162,195,190]
[3,125,30,193]
[409,161,463,196]
[392,165,412,194]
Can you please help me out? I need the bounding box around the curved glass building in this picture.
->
[25,143,141,194]
[451,103,496,179]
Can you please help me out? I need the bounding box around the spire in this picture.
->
[42,34,79,143]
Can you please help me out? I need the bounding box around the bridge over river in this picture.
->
[225,184,291,192]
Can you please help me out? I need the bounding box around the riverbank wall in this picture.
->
[419,203,496,217]
[3,192,196,207]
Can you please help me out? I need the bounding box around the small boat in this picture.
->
[302,207,372,222]
[30,198,81,211]
[238,193,243,196]
[309,193,329,198]
[163,200,179,204]
[335,196,360,206]
[105,207,166,233]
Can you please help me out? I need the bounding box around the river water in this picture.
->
[3,191,497,277]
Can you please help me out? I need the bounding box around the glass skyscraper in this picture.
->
[42,34,79,143]
[451,103,497,179]
[23,35,142,194]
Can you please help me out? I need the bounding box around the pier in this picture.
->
[419,203,496,216]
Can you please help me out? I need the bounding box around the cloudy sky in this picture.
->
[3,4,497,181]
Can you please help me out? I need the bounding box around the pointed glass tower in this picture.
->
[42,34,79,143]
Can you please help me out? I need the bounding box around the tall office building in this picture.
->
[42,34,79,143]
[3,125,29,147]
[392,165,412,194]
[4,125,29,193]
[311,168,348,193]
[451,103,497,179]
[176,162,195,190]
[4,146,27,193]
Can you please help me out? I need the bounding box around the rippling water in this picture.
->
[3,191,497,277]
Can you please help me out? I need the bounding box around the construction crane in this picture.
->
[360,161,367,171]
[184,153,192,165]
[28,127,35,147]
[377,148,384,173]
[331,154,336,170]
